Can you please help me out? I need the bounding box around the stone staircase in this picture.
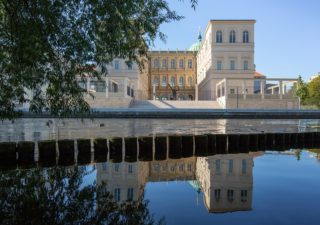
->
[130,100,222,109]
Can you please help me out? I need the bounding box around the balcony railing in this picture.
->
[155,85,195,91]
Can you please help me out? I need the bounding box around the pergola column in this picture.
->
[279,80,283,99]
[224,79,228,100]
[242,80,247,100]
[105,77,109,98]
[260,80,265,99]
[195,84,198,101]
[124,78,128,97]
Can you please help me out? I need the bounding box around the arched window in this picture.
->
[243,31,249,43]
[179,77,184,86]
[229,30,236,43]
[170,76,175,86]
[216,30,222,43]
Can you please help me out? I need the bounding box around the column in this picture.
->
[153,84,156,100]
[242,80,247,100]
[224,79,228,100]
[279,80,283,99]
[195,84,198,101]
[215,83,218,99]
[124,78,128,97]
[105,77,109,98]
[260,80,265,99]
[86,77,90,93]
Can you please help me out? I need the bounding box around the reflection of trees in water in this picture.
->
[0,166,165,225]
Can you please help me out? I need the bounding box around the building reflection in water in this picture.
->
[96,152,258,213]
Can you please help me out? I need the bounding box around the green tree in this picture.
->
[0,165,165,225]
[0,0,197,120]
[294,75,309,105]
[307,75,320,107]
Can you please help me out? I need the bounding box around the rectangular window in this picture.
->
[128,164,133,173]
[187,164,192,171]
[114,163,120,172]
[162,59,167,69]
[228,159,233,173]
[214,189,221,201]
[241,190,248,202]
[114,60,120,70]
[242,159,247,174]
[188,59,193,69]
[127,188,134,201]
[244,60,249,70]
[230,89,235,94]
[215,160,221,174]
[153,59,159,68]
[162,76,167,87]
[170,59,175,69]
[217,60,222,70]
[179,59,184,69]
[127,62,133,70]
[114,188,121,202]
[227,189,234,202]
[230,60,235,70]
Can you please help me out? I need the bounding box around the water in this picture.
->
[1,118,320,224]
[1,149,320,225]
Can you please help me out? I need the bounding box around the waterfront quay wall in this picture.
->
[1,132,319,170]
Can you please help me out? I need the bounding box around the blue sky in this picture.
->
[152,0,320,81]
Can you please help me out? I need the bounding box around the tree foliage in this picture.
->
[0,0,197,120]
[307,75,320,107]
[294,75,309,104]
[0,165,165,225]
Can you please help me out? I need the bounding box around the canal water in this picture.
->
[1,119,320,225]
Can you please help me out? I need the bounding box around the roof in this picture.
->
[254,72,266,78]
[210,19,256,22]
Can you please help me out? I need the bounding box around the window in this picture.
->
[114,163,120,172]
[188,77,193,86]
[227,189,234,202]
[153,59,159,68]
[127,188,134,201]
[170,76,175,86]
[228,159,233,173]
[179,76,184,86]
[243,31,249,43]
[95,81,106,92]
[162,76,167,86]
[170,59,175,69]
[114,188,121,202]
[215,159,221,173]
[179,164,184,171]
[162,59,167,69]
[153,77,159,85]
[242,159,247,174]
[216,30,223,43]
[102,162,107,171]
[187,163,192,171]
[241,190,248,202]
[217,60,222,70]
[128,164,133,173]
[214,189,221,201]
[188,59,193,68]
[179,59,184,69]
[127,62,133,70]
[244,60,249,70]
[230,89,235,94]
[114,60,120,70]
[230,60,235,70]
[229,30,236,43]
[78,81,86,90]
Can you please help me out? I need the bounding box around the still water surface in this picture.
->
[1,149,320,225]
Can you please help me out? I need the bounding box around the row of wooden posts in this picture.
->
[0,132,320,170]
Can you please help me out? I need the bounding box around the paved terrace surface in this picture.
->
[21,108,320,119]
